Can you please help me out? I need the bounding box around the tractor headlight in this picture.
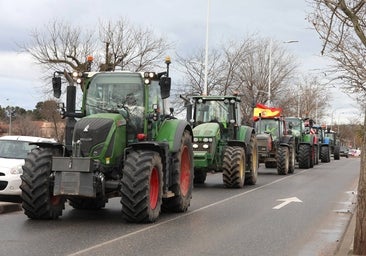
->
[193,137,199,142]
[193,144,199,149]
[203,138,209,143]
[202,144,209,149]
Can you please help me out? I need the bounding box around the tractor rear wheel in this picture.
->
[121,150,163,223]
[245,134,258,185]
[20,147,65,219]
[163,131,193,212]
[223,146,246,188]
[320,146,330,162]
[277,146,289,175]
[334,145,340,160]
[298,144,311,169]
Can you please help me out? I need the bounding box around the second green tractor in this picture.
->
[185,95,258,188]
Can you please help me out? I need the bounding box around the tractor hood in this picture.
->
[73,113,127,160]
[193,123,220,138]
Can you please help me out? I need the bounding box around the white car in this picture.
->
[0,135,56,199]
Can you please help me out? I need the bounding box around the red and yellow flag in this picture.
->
[253,103,282,121]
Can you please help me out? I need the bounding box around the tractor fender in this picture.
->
[279,135,293,148]
[227,125,255,152]
[156,119,193,153]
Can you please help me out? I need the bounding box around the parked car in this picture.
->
[339,146,349,158]
[349,148,361,157]
[0,135,56,201]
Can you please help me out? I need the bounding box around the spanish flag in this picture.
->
[253,103,282,121]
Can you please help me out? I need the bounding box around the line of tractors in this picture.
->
[255,114,341,176]
[18,57,340,223]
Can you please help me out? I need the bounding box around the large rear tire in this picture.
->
[20,147,65,219]
[163,131,194,212]
[334,145,340,160]
[320,146,330,163]
[245,134,258,185]
[277,146,289,175]
[298,144,311,169]
[121,150,163,223]
[222,146,246,188]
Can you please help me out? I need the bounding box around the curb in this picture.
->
[335,211,356,255]
[0,202,22,214]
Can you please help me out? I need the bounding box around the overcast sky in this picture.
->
[0,0,360,123]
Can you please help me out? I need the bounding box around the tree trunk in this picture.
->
[354,108,366,254]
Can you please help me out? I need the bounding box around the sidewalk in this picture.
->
[335,211,356,256]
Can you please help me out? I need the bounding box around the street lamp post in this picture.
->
[268,40,299,107]
[203,0,210,96]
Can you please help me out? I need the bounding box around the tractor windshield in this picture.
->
[286,118,302,137]
[195,100,230,126]
[85,73,144,115]
[255,119,281,139]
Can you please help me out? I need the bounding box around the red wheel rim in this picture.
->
[180,146,190,197]
[150,167,159,209]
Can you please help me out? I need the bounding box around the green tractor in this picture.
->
[185,95,258,188]
[255,116,295,175]
[285,117,318,169]
[20,57,194,223]
[324,128,341,160]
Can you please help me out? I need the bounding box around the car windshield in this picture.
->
[0,140,36,159]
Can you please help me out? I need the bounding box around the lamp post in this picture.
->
[203,0,210,96]
[268,40,299,107]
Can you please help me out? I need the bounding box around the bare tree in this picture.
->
[20,18,172,80]
[308,1,366,253]
[13,115,40,136]
[98,18,172,72]
[175,36,298,124]
[36,100,63,141]
[20,20,96,76]
[281,75,331,122]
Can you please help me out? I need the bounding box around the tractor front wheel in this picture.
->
[121,150,163,223]
[223,146,246,188]
[20,147,65,219]
[163,130,194,212]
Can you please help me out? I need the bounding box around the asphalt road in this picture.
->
[0,157,359,256]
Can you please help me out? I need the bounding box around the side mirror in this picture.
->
[52,77,62,98]
[159,77,171,99]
